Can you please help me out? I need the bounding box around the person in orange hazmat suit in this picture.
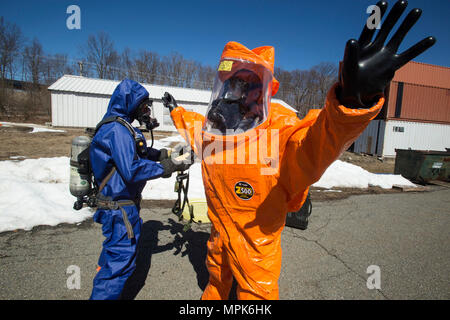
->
[161,0,435,299]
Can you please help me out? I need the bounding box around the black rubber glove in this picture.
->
[338,0,436,108]
[158,148,170,161]
[160,157,192,178]
[162,92,178,112]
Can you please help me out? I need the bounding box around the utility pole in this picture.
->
[77,61,84,77]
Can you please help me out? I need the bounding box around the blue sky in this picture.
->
[1,0,449,71]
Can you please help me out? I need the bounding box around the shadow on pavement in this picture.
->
[120,218,211,300]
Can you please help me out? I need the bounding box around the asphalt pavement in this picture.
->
[0,186,449,300]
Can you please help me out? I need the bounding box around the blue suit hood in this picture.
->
[103,79,149,122]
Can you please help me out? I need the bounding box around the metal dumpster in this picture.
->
[394,149,450,183]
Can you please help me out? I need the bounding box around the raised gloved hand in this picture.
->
[162,92,178,112]
[337,0,436,109]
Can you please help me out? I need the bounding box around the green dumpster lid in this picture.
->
[395,149,450,156]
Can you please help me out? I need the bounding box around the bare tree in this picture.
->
[81,31,119,79]
[41,53,74,84]
[273,62,338,117]
[180,59,198,88]
[0,17,23,80]
[105,50,120,80]
[197,65,215,90]
[54,54,74,78]
[23,38,43,84]
[134,50,160,84]
[120,47,136,80]
[290,69,312,113]
[160,52,185,86]
[274,67,294,104]
[311,62,338,106]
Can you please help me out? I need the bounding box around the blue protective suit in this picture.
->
[89,79,165,300]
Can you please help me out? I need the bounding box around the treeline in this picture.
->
[0,17,51,121]
[1,16,338,120]
[80,32,217,90]
[275,63,338,117]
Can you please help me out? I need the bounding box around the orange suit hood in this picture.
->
[220,41,279,97]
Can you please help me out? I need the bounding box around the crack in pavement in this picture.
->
[302,270,353,299]
[0,252,100,264]
[312,214,332,234]
[286,227,390,300]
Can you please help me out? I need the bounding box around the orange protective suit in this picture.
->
[170,41,384,299]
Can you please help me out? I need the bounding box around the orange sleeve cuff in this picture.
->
[326,83,385,123]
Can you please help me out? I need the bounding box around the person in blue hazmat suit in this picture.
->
[89,79,190,300]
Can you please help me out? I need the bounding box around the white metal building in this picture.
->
[48,75,296,131]
[353,119,450,157]
[48,75,210,131]
[353,62,450,158]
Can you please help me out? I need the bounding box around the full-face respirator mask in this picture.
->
[204,59,272,135]
[135,98,159,131]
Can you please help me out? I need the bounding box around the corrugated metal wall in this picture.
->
[382,120,450,157]
[387,82,450,123]
[51,92,110,128]
[353,119,450,157]
[353,120,385,155]
[51,91,208,131]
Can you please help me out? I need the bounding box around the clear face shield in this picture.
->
[204,58,273,135]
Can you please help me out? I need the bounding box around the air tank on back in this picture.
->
[69,135,91,209]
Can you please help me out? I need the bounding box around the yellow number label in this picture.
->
[218,60,233,71]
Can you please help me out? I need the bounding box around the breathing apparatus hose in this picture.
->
[172,167,198,233]
[149,128,154,148]
[172,171,190,220]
